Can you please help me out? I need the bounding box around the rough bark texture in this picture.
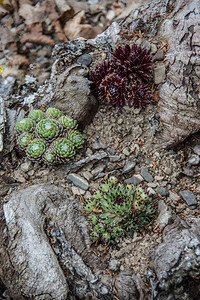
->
[120,0,200,147]
[150,217,200,299]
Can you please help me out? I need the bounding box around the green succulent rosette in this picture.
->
[84,177,158,244]
[43,149,56,164]
[28,109,45,123]
[53,138,75,160]
[15,118,35,133]
[36,119,61,141]
[59,115,77,130]
[46,107,62,119]
[68,130,84,149]
[17,133,32,149]
[26,138,46,160]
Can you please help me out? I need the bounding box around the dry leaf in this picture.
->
[21,23,54,46]
[7,54,29,67]
[64,10,95,40]
[19,2,46,25]
[54,21,68,42]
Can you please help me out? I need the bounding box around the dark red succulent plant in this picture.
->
[90,43,153,109]
[127,83,153,108]
[99,74,127,108]
[112,44,153,82]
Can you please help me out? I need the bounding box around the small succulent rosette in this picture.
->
[84,176,158,244]
[15,108,84,164]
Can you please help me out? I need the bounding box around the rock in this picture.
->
[141,167,154,182]
[124,175,143,185]
[108,259,121,271]
[150,43,157,54]
[156,200,172,230]
[66,151,108,172]
[0,184,139,299]
[34,65,98,129]
[153,64,166,84]
[163,167,172,175]
[67,173,89,190]
[122,161,136,174]
[150,217,200,299]
[71,186,86,195]
[91,165,105,176]
[92,139,107,150]
[154,0,200,147]
[82,171,93,181]
[179,190,198,208]
[168,190,180,202]
[77,54,92,66]
[188,154,199,165]
[122,148,130,156]
[157,186,169,197]
[13,169,26,183]
[152,49,164,62]
[109,155,121,162]
[117,118,123,125]
[20,160,32,173]
[193,145,200,156]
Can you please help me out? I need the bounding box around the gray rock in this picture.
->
[109,155,121,162]
[141,167,154,182]
[188,154,199,165]
[92,139,107,150]
[180,190,197,208]
[152,49,164,62]
[156,200,172,230]
[193,145,200,156]
[122,161,136,174]
[77,54,92,66]
[108,259,121,271]
[154,64,166,84]
[150,217,200,299]
[0,76,16,97]
[157,186,169,197]
[67,173,89,190]
[0,184,10,197]
[66,151,108,173]
[124,175,142,185]
[169,190,180,202]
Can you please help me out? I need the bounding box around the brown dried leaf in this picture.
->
[54,21,68,43]
[19,2,46,25]
[64,10,95,40]
[21,23,54,46]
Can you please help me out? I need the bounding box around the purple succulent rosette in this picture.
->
[90,43,153,108]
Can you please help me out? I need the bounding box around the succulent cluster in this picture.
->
[90,44,153,108]
[84,177,157,243]
[15,108,84,164]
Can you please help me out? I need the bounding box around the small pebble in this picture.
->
[188,154,199,165]
[109,155,121,162]
[180,190,197,208]
[169,190,180,201]
[122,161,136,174]
[124,175,143,185]
[164,167,172,175]
[92,139,107,150]
[193,145,200,156]
[77,54,92,66]
[117,118,123,125]
[141,167,154,182]
[154,64,166,84]
[108,259,121,271]
[67,173,89,190]
[157,186,169,197]
[122,148,130,156]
